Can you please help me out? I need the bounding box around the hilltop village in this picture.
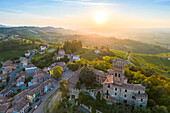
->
[0,37,169,113]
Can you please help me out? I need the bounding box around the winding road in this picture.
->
[33,70,74,113]
[5,67,23,89]
[4,53,35,89]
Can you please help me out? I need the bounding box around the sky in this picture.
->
[0,0,170,34]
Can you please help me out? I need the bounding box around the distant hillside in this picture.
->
[0,27,170,54]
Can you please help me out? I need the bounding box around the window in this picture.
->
[115,88,117,91]
[124,100,127,104]
[115,93,117,95]
[108,84,110,88]
[138,91,140,94]
[124,95,126,97]
[115,73,117,77]
[141,99,143,102]
[118,74,120,77]
[125,89,127,92]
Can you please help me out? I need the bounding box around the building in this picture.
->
[13,97,30,113]
[40,46,46,51]
[94,50,101,54]
[16,75,25,87]
[58,49,65,56]
[72,55,80,61]
[2,68,12,74]
[25,52,30,57]
[94,69,106,85]
[0,102,11,113]
[0,89,13,97]
[102,59,148,108]
[0,74,7,84]
[25,64,37,76]
[53,55,61,61]
[2,61,17,70]
[39,50,45,54]
[20,57,28,67]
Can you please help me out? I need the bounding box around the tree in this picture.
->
[53,66,63,80]
[127,49,131,55]
[79,66,96,86]
[59,79,68,97]
[96,91,101,101]
[76,80,81,89]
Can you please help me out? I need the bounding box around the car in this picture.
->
[35,98,39,102]
[27,107,32,112]
[34,105,38,110]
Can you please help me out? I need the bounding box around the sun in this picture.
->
[94,12,107,24]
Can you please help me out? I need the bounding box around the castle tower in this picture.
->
[113,59,126,85]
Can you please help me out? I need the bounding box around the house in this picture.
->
[40,46,46,51]
[102,59,148,108]
[20,84,27,90]
[13,97,30,113]
[0,102,11,113]
[25,52,30,57]
[20,57,28,67]
[2,68,12,74]
[16,75,25,87]
[58,49,65,56]
[94,69,107,85]
[27,85,41,103]
[2,61,16,70]
[25,64,37,76]
[28,79,37,87]
[0,74,7,84]
[53,55,61,61]
[72,55,80,61]
[45,62,66,75]
[40,79,52,94]
[0,89,13,97]
[94,50,101,54]
[39,50,45,54]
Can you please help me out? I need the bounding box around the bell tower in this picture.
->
[113,59,126,85]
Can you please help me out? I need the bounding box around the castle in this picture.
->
[102,59,148,108]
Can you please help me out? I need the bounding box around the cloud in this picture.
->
[51,0,117,6]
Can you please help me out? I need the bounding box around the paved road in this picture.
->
[33,70,74,113]
[28,53,35,63]
[5,67,23,89]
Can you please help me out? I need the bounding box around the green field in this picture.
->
[76,47,170,77]
[0,45,34,61]
[130,53,170,77]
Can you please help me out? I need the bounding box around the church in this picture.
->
[102,59,148,108]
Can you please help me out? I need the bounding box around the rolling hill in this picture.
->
[0,26,170,54]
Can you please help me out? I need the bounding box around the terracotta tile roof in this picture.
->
[25,64,36,68]
[102,75,113,84]
[21,57,28,63]
[2,61,13,67]
[17,75,25,83]
[0,74,7,79]
[0,102,11,112]
[2,68,12,72]
[14,97,29,112]
[94,69,106,77]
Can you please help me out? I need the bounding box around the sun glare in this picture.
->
[94,12,107,24]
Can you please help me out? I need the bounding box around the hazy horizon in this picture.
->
[1,0,170,35]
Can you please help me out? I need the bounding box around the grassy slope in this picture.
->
[76,47,170,77]
[130,53,170,77]
[0,44,34,61]
[0,28,170,54]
